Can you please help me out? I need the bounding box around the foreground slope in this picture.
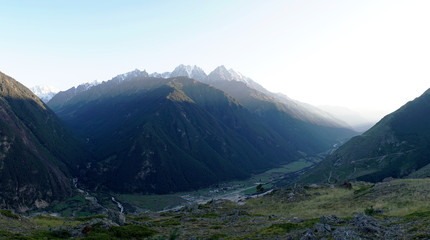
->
[50,76,295,193]
[299,88,430,183]
[0,72,87,211]
[2,179,430,239]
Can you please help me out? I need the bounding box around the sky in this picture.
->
[1,0,429,122]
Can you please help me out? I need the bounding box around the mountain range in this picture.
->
[2,63,430,213]
[47,65,356,194]
[318,105,376,132]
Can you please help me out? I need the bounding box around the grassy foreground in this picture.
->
[1,178,430,239]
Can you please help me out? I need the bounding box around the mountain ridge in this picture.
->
[51,76,297,193]
[48,65,353,130]
[297,88,430,184]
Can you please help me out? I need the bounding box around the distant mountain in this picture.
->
[47,64,352,135]
[47,65,357,194]
[0,72,89,212]
[50,76,296,194]
[47,80,101,110]
[49,65,356,154]
[318,105,375,132]
[170,64,207,81]
[298,88,430,184]
[203,65,356,153]
[149,71,171,78]
[30,85,58,103]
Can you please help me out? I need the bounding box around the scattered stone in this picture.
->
[320,215,346,225]
[292,217,304,223]
[314,223,331,233]
[108,209,126,226]
[300,228,316,240]
[89,218,119,228]
[183,203,199,213]
[352,213,383,234]
[383,177,394,182]
[332,227,361,240]
[268,214,276,219]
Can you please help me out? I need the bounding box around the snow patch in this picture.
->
[30,85,59,103]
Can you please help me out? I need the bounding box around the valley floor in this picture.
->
[2,178,430,239]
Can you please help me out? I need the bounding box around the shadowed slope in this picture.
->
[298,88,430,184]
[0,72,88,211]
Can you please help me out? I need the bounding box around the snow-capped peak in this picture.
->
[207,65,251,84]
[170,64,207,81]
[228,68,250,84]
[30,85,59,103]
[113,69,149,82]
[150,72,171,78]
[75,80,101,92]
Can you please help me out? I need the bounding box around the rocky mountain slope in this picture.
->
[46,65,357,194]
[202,65,355,153]
[298,88,430,184]
[49,65,356,153]
[0,72,89,212]
[49,76,297,194]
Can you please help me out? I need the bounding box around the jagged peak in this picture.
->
[170,64,207,81]
[150,72,171,78]
[208,65,251,84]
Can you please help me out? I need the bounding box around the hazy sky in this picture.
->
[1,1,429,121]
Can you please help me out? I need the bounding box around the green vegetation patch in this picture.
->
[208,233,228,240]
[0,209,19,219]
[32,215,67,228]
[84,224,157,239]
[268,223,300,233]
[412,233,430,239]
[73,215,107,221]
[403,211,430,221]
[49,194,103,217]
[151,218,181,227]
[353,184,374,196]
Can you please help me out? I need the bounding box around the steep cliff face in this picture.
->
[0,72,87,212]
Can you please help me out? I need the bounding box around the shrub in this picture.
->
[168,228,180,240]
[0,209,19,219]
[365,206,375,216]
[256,184,264,193]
